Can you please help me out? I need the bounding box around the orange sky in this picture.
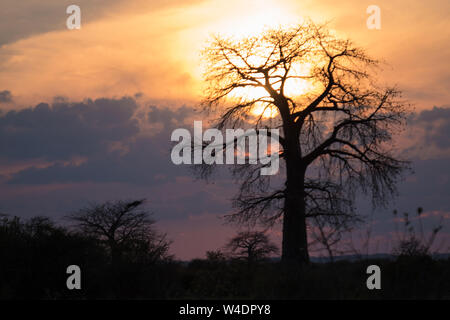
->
[0,0,448,109]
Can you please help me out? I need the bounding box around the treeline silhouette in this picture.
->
[0,200,449,299]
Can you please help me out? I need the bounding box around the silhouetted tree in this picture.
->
[200,21,409,264]
[225,231,278,264]
[68,199,171,265]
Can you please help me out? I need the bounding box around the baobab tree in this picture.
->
[225,231,278,264]
[199,21,409,264]
[68,199,171,265]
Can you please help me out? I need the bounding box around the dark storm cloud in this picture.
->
[0,90,12,103]
[415,106,450,122]
[7,133,184,186]
[411,105,450,149]
[3,102,450,189]
[0,97,139,161]
[1,96,200,186]
[147,105,193,125]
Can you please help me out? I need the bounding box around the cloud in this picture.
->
[397,105,450,161]
[0,95,205,188]
[6,135,179,185]
[0,96,139,161]
[147,105,194,125]
[413,106,450,149]
[2,98,449,192]
[0,0,204,46]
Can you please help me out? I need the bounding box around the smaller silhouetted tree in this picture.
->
[225,231,278,265]
[68,199,171,266]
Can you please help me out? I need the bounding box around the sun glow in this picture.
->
[202,0,316,118]
[175,0,319,118]
[231,77,316,118]
[229,61,317,119]
[212,1,299,38]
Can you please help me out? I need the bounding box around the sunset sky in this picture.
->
[0,0,449,259]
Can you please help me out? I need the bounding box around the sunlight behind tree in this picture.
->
[199,20,410,264]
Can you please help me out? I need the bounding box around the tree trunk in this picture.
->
[281,124,309,264]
